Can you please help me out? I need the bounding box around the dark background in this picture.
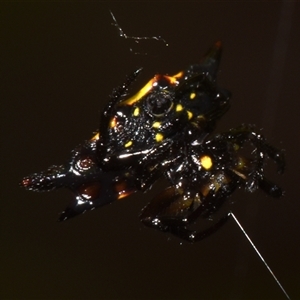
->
[1,2,300,299]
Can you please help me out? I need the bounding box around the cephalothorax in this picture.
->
[20,42,284,242]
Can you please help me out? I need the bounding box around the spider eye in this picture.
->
[75,157,94,172]
[146,91,174,117]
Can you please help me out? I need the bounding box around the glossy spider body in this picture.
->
[20,42,285,242]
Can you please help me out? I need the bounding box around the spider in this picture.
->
[20,42,285,242]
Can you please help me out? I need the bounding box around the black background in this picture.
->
[2,2,300,299]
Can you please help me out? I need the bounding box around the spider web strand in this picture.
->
[230,212,290,300]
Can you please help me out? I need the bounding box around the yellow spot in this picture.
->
[187,110,193,120]
[124,141,133,148]
[110,117,117,128]
[176,104,183,112]
[155,133,164,142]
[91,132,100,141]
[152,121,161,129]
[133,107,139,116]
[190,92,196,99]
[200,155,213,170]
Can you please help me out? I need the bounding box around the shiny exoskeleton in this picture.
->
[139,124,284,241]
[20,42,285,242]
[98,42,230,170]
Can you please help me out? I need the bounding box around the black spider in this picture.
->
[20,42,285,242]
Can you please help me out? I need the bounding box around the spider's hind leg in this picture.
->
[216,125,285,192]
[258,177,284,198]
[140,179,237,243]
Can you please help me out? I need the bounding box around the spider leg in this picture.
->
[258,177,284,198]
[140,176,238,243]
[177,213,231,243]
[262,143,285,174]
[216,125,285,192]
[228,163,284,198]
[226,124,284,171]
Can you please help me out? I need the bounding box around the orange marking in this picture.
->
[164,75,179,85]
[122,77,156,105]
[172,71,183,79]
[110,117,117,128]
[114,181,134,200]
[117,191,133,200]
[122,74,180,106]
[91,132,100,141]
